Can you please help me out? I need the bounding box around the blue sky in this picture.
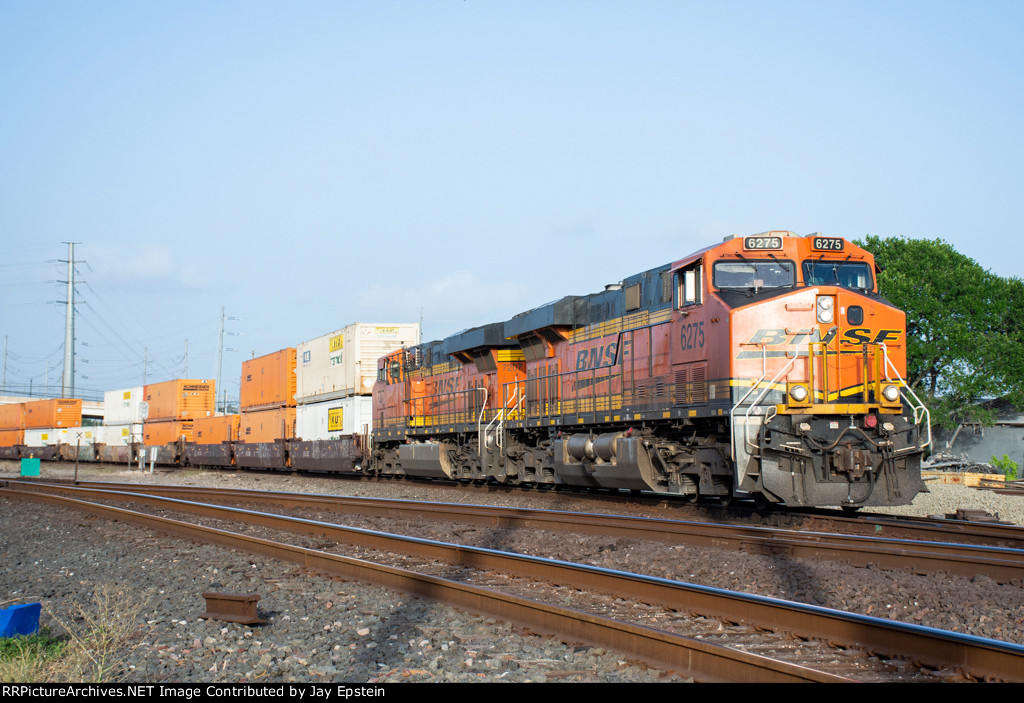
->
[1,1,1022,402]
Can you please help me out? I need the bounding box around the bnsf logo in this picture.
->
[434,377,460,394]
[744,328,902,346]
[576,342,619,371]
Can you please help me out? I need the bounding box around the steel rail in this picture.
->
[7,472,1024,549]
[781,508,1024,549]
[5,483,1024,681]
[0,487,845,684]
[11,479,1024,583]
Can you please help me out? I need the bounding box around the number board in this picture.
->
[812,237,844,251]
[744,236,783,250]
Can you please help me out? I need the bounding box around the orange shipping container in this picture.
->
[239,407,295,443]
[23,399,82,429]
[0,403,24,430]
[143,419,194,446]
[0,429,23,447]
[240,348,296,411]
[144,379,216,421]
[192,414,240,444]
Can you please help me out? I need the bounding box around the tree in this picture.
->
[857,235,1024,428]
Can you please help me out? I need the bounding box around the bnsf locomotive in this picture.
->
[372,231,930,507]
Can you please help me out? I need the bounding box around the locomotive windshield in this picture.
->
[712,259,795,290]
[802,260,873,291]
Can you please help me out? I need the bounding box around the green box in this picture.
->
[20,458,40,477]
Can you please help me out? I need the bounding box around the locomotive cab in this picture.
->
[713,232,929,507]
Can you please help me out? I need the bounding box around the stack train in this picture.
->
[0,231,930,508]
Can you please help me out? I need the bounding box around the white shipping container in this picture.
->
[296,322,420,401]
[24,427,96,447]
[24,428,60,447]
[295,396,373,440]
[98,423,141,446]
[103,387,145,425]
[62,427,96,446]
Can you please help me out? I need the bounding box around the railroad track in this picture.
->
[8,478,1024,583]
[3,481,1023,682]
[7,468,1024,548]
[350,473,1024,548]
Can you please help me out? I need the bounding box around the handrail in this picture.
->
[742,354,799,455]
[482,385,521,457]
[879,343,932,450]
[729,345,769,464]
[474,386,489,456]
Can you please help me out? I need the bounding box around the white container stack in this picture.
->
[100,386,144,447]
[294,322,419,440]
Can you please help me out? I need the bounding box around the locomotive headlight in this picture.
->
[789,385,808,402]
[816,296,834,323]
[882,385,900,402]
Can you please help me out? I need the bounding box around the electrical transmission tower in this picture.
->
[59,242,83,398]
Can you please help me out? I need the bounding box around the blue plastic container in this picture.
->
[0,603,42,637]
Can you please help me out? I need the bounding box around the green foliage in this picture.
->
[0,628,64,661]
[0,586,147,683]
[991,454,1019,481]
[0,629,65,683]
[857,235,1024,428]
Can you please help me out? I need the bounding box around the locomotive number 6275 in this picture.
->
[372,230,929,509]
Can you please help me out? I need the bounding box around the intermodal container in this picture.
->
[144,380,216,421]
[24,428,58,447]
[23,399,82,429]
[240,348,296,411]
[99,424,140,446]
[193,414,240,445]
[296,322,420,401]
[295,396,372,440]
[103,387,145,425]
[0,403,23,430]
[0,429,23,447]
[142,419,194,445]
[238,407,295,443]
[25,427,96,447]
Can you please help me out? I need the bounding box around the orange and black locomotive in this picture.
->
[372,231,929,508]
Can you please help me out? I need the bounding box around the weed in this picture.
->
[0,585,150,683]
[990,454,1019,481]
[0,628,66,683]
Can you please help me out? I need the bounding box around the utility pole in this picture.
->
[59,242,81,398]
[217,307,225,412]
[2,335,6,395]
[143,347,148,386]
[184,338,188,377]
[216,307,238,413]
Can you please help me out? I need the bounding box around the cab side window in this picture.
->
[676,263,703,307]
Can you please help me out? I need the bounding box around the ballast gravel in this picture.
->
[2,461,1023,683]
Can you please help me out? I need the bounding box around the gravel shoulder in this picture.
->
[2,461,1022,683]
